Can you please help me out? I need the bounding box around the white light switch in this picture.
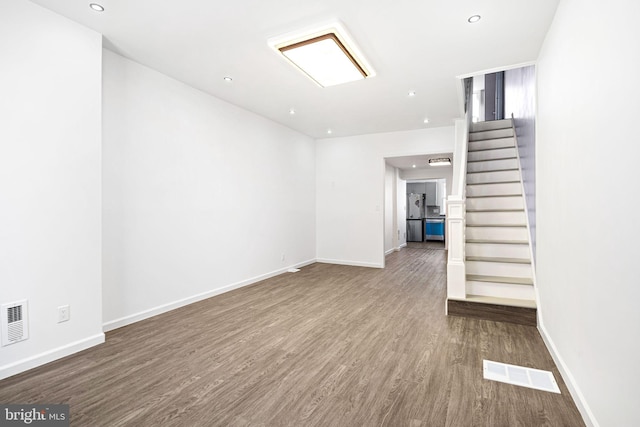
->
[58,305,70,323]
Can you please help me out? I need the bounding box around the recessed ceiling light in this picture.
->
[327,129,333,135]
[423,118,429,124]
[268,21,375,88]
[223,76,233,82]
[408,91,416,97]
[412,164,416,168]
[429,157,452,167]
[89,3,104,12]
[289,109,296,115]
[468,15,481,23]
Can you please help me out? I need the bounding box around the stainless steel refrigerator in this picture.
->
[407,193,425,242]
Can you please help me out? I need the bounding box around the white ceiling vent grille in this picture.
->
[1,300,29,346]
[483,359,560,394]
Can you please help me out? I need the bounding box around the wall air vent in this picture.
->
[1,300,29,346]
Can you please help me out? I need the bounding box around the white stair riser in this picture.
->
[466,196,524,211]
[466,261,533,278]
[466,211,527,226]
[467,147,517,162]
[470,119,513,132]
[466,182,521,197]
[466,226,529,242]
[469,128,514,141]
[466,242,531,259]
[468,137,515,151]
[468,158,519,173]
[467,170,521,185]
[466,281,535,300]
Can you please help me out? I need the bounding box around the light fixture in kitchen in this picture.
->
[268,21,375,88]
[428,157,451,166]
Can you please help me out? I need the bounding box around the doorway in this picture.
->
[472,71,505,123]
[406,179,446,250]
[384,154,452,257]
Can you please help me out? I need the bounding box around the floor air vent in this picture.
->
[1,300,29,346]
[483,359,560,393]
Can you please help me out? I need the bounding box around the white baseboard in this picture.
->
[316,258,384,269]
[538,319,598,427]
[103,259,317,332]
[386,244,407,255]
[0,333,105,381]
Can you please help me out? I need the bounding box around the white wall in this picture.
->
[396,175,407,248]
[384,164,395,254]
[383,165,406,254]
[316,126,454,267]
[0,0,103,379]
[536,1,640,426]
[102,50,316,329]
[505,65,537,259]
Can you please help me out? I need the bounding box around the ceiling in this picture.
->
[385,153,452,171]
[29,0,559,139]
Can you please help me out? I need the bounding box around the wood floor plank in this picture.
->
[0,248,585,426]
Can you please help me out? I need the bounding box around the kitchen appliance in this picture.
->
[407,193,425,219]
[407,193,425,242]
[425,218,445,241]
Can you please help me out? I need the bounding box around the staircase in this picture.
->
[448,119,536,326]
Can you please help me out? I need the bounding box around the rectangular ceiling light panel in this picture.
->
[429,157,452,166]
[269,22,375,88]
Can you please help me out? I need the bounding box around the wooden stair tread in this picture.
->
[466,274,533,285]
[466,224,527,228]
[467,168,519,174]
[468,134,513,139]
[467,146,516,153]
[465,196,523,200]
[466,256,531,264]
[466,208,525,212]
[466,195,522,199]
[467,173,520,178]
[467,157,517,163]
[465,223,527,227]
[466,239,529,244]
[470,119,512,128]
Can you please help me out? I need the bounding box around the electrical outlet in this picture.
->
[58,305,70,323]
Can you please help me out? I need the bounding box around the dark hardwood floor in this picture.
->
[0,248,584,426]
